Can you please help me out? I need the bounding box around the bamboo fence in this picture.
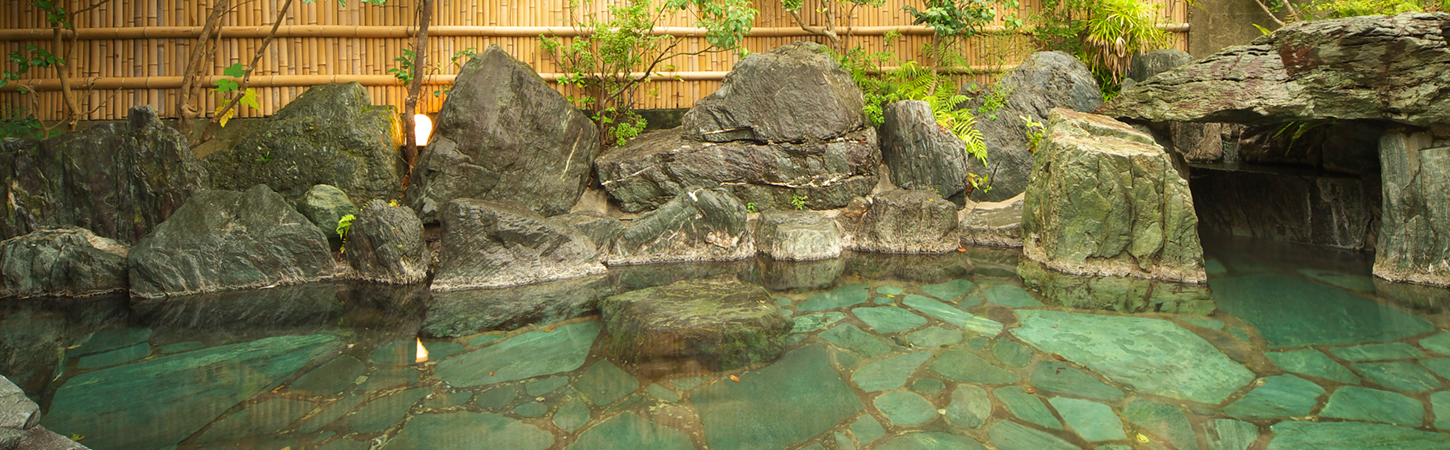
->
[0,0,1189,122]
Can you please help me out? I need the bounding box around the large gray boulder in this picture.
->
[606,188,754,265]
[343,200,427,284]
[1018,259,1214,316]
[1375,129,1450,287]
[880,100,977,204]
[0,106,207,244]
[296,184,358,243]
[959,193,1024,248]
[1022,109,1205,283]
[1126,49,1193,84]
[432,199,605,291]
[682,41,866,142]
[1101,13,1450,126]
[406,45,600,221]
[595,128,879,212]
[0,227,129,298]
[958,51,1104,202]
[839,190,960,254]
[754,210,842,261]
[206,82,403,203]
[600,277,792,371]
[126,185,337,298]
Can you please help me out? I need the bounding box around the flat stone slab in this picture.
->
[198,397,315,443]
[852,351,931,392]
[1123,399,1197,450]
[982,285,1042,307]
[1266,349,1361,384]
[1433,391,1450,430]
[874,391,937,426]
[852,306,927,334]
[1223,375,1324,420]
[1421,331,1450,355]
[1031,361,1125,400]
[820,324,891,358]
[799,283,870,311]
[931,349,1021,384]
[380,411,553,450]
[1049,397,1127,442]
[851,415,886,445]
[1329,343,1425,361]
[435,321,600,387]
[348,387,430,433]
[600,278,791,371]
[988,420,1079,450]
[1353,361,1443,392]
[1211,274,1434,348]
[574,361,639,406]
[793,312,846,334]
[908,326,964,348]
[921,279,975,302]
[994,387,1062,430]
[1012,310,1254,403]
[76,342,151,369]
[946,385,992,429]
[875,432,987,450]
[692,345,863,450]
[902,295,1003,336]
[1206,419,1258,450]
[1321,386,1424,426]
[1267,421,1450,450]
[565,412,692,450]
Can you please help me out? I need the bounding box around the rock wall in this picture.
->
[1376,129,1450,287]
[1192,166,1379,251]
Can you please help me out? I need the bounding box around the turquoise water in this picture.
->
[4,235,1450,449]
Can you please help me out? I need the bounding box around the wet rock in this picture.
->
[908,326,963,348]
[1223,375,1324,420]
[1375,129,1450,287]
[606,188,754,265]
[197,397,316,443]
[683,41,866,143]
[1031,361,1126,400]
[289,355,365,396]
[596,128,878,213]
[574,360,638,406]
[348,387,430,433]
[435,321,600,387]
[599,277,791,371]
[873,391,936,426]
[1433,392,1450,430]
[995,387,1062,430]
[380,411,553,450]
[1266,349,1361,384]
[1018,259,1215,315]
[791,312,845,334]
[208,83,403,204]
[851,415,886,444]
[692,345,863,449]
[552,399,591,433]
[945,385,992,429]
[1123,399,1198,450]
[422,276,613,337]
[754,211,842,261]
[1191,165,1378,251]
[433,199,604,291]
[553,213,623,251]
[1206,419,1258,450]
[565,412,691,450]
[296,184,358,243]
[0,105,208,244]
[841,190,960,254]
[902,295,1003,336]
[876,432,986,450]
[1102,13,1450,127]
[959,194,1024,248]
[1022,108,1205,283]
[852,351,931,392]
[820,324,891,358]
[0,375,39,431]
[1049,397,1126,442]
[1321,386,1423,426]
[991,340,1032,367]
[1330,343,1424,361]
[1211,273,1433,348]
[799,283,869,311]
[880,99,978,203]
[127,185,335,298]
[43,334,342,450]
[76,342,150,369]
[931,349,1020,384]
[406,45,598,221]
[987,420,1078,450]
[1126,49,1192,83]
[756,257,846,291]
[1012,310,1254,403]
[958,51,1104,202]
[1267,420,1450,449]
[1353,361,1442,392]
[852,306,926,334]
[0,227,129,298]
[342,200,426,284]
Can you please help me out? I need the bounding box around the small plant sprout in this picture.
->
[791,195,809,210]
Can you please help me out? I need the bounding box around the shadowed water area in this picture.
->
[5,235,1450,450]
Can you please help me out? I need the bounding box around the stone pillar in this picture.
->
[1375,129,1450,287]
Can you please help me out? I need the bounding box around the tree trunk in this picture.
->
[403,0,435,173]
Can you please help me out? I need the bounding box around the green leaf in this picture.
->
[215,78,239,93]
[240,88,261,110]
[223,62,247,78]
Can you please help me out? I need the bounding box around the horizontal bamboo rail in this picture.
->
[0,23,1189,41]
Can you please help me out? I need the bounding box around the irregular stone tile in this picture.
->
[1354,361,1443,392]
[625,383,669,404]
[347,387,430,433]
[877,286,905,296]
[1211,274,1434,348]
[903,295,1004,336]
[424,342,465,360]
[423,391,472,409]
[801,443,826,450]
[792,312,847,334]
[77,342,151,369]
[776,296,793,307]
[853,306,928,334]
[1012,310,1254,403]
[436,321,600,387]
[693,345,863,449]
[600,277,791,372]
[1320,386,1424,426]
[319,438,370,450]
[565,411,694,450]
[854,351,932,392]
[1031,361,1125,400]
[525,376,569,396]
[875,432,988,450]
[359,366,418,392]
[1227,327,1251,342]
[1205,419,1257,450]
[477,385,519,409]
[834,432,856,450]
[1223,375,1325,420]
[993,340,1032,368]
[198,398,315,443]
[1265,349,1361,384]
[513,402,547,418]
[44,334,342,450]
[575,361,639,406]
[1123,399,1198,450]
[798,283,870,311]
[821,324,892,358]
[1180,318,1225,330]
[874,296,895,305]
[1421,331,1450,355]
[988,420,1079,450]
[1432,391,1450,430]
[371,340,423,367]
[946,385,992,429]
[873,391,937,426]
[297,395,368,433]
[1049,397,1127,442]
[552,398,591,433]
[1298,268,1375,292]
[158,341,205,354]
[290,355,366,396]
[983,285,1043,307]
[669,377,707,391]
[71,327,153,356]
[909,327,964,348]
[1329,343,1425,361]
[931,349,1021,384]
[1267,421,1450,450]
[994,387,1062,430]
[912,378,946,396]
[921,279,976,303]
[380,411,553,450]
[1424,358,1450,380]
[468,334,504,347]
[834,350,861,370]
[851,414,887,445]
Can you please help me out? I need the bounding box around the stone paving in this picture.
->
[25,249,1450,450]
